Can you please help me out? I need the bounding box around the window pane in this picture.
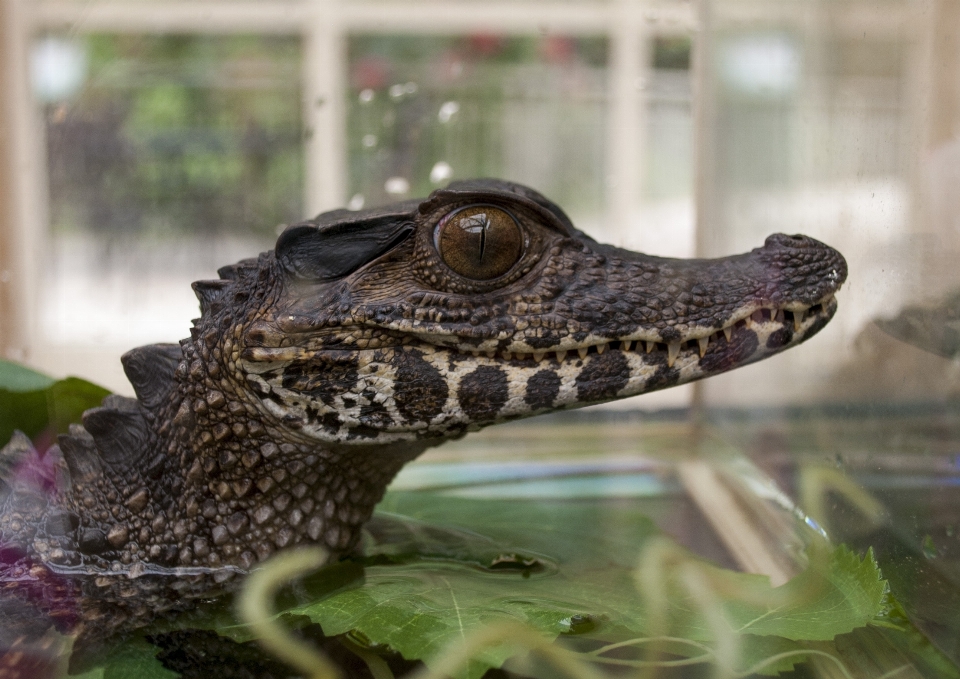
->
[699,11,924,409]
[39,34,303,346]
[644,35,693,203]
[636,34,695,259]
[345,34,608,225]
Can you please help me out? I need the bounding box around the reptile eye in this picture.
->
[436,206,523,280]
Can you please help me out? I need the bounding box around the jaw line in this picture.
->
[241,294,839,374]
[239,297,838,445]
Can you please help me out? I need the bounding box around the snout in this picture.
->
[757,233,847,306]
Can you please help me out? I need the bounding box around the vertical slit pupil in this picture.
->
[437,205,523,280]
[478,215,488,262]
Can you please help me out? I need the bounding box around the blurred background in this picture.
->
[0,0,959,411]
[4,1,960,673]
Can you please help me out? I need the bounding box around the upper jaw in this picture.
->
[405,290,839,368]
[246,231,846,370]
[242,290,838,375]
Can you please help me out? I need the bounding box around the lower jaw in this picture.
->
[250,302,835,441]
[408,301,835,424]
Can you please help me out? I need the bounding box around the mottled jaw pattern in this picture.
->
[242,295,838,445]
[232,180,846,445]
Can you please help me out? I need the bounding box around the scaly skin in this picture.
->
[0,179,846,654]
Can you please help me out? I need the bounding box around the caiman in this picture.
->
[0,179,847,665]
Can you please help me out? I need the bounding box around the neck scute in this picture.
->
[174,430,413,570]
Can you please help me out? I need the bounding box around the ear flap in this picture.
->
[276,205,418,281]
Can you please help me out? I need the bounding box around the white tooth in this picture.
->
[485,350,496,358]
[578,347,589,360]
[698,337,708,357]
[645,341,655,354]
[793,308,805,332]
[775,309,785,323]
[503,352,513,360]
[556,350,568,362]
[596,343,607,355]
[622,340,633,351]
[533,351,546,362]
[667,341,681,367]
[723,326,732,342]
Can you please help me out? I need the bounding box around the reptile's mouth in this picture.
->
[242,291,840,446]
[242,292,837,371]
[458,294,837,368]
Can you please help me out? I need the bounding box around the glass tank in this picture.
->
[0,0,958,677]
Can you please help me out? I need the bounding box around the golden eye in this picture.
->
[436,206,523,280]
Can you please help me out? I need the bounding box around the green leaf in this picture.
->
[46,378,113,434]
[724,546,887,640]
[663,545,888,643]
[0,388,47,448]
[0,360,55,392]
[0,360,110,446]
[291,563,586,679]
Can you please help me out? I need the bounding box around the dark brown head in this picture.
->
[203,179,847,446]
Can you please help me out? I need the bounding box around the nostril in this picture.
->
[765,233,814,248]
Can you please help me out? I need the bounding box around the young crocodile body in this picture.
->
[0,179,846,655]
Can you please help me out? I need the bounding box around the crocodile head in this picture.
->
[27,178,845,590]
[224,179,846,446]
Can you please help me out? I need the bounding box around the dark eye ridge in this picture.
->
[436,205,523,280]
